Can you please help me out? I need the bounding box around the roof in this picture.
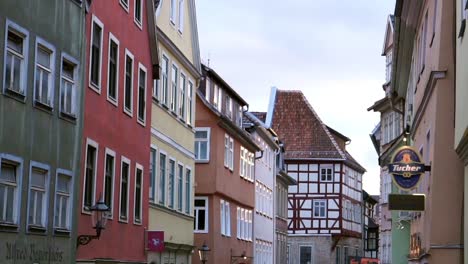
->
[270,90,346,160]
[345,150,366,173]
[326,125,351,142]
[367,97,389,112]
[202,64,248,106]
[251,112,267,123]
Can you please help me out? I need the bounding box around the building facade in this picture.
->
[267,88,365,264]
[193,64,260,264]
[455,1,468,263]
[77,0,158,262]
[0,1,85,263]
[148,0,201,263]
[363,191,379,259]
[386,0,464,263]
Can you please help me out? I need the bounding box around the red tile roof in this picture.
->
[271,90,346,160]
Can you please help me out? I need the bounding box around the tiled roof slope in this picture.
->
[271,90,346,160]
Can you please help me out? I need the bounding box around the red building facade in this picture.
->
[77,0,158,262]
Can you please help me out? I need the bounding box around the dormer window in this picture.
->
[385,51,392,83]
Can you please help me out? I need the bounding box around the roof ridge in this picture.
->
[298,92,346,160]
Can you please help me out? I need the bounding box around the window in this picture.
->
[225,96,233,119]
[194,197,208,232]
[34,40,55,107]
[187,80,194,125]
[320,166,333,182]
[224,134,234,170]
[313,200,326,218]
[179,73,186,118]
[60,56,78,117]
[134,0,143,28]
[205,77,211,101]
[83,140,97,211]
[89,15,103,90]
[240,147,254,181]
[177,164,183,211]
[336,246,342,264]
[124,50,134,115]
[54,170,72,230]
[158,152,166,204]
[120,157,130,221]
[107,34,119,104]
[149,148,156,202]
[385,51,392,83]
[160,55,169,105]
[195,128,210,162]
[4,21,28,96]
[237,207,252,240]
[237,105,243,127]
[119,0,129,11]
[300,246,312,264]
[168,159,175,208]
[367,231,377,250]
[171,64,178,112]
[221,200,231,236]
[137,64,147,124]
[170,0,176,24]
[134,164,143,224]
[103,149,115,217]
[185,168,191,214]
[0,155,22,225]
[213,85,222,111]
[178,0,184,32]
[28,163,49,228]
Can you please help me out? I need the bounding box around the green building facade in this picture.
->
[0,1,85,263]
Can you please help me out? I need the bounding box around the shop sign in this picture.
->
[3,242,64,263]
[388,146,426,190]
[147,231,164,252]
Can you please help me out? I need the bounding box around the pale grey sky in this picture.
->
[195,0,396,194]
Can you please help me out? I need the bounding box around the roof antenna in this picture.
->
[207,52,211,67]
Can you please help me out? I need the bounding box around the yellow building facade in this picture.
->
[148,0,201,263]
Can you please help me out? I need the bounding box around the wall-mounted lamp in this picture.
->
[198,241,210,264]
[77,198,110,247]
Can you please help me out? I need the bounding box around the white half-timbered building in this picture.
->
[266,88,366,264]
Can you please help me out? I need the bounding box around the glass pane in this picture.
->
[195,131,207,139]
[300,247,312,264]
[7,31,23,53]
[62,61,74,79]
[1,163,16,182]
[57,174,70,193]
[55,195,60,226]
[60,79,66,111]
[6,187,14,222]
[0,187,4,220]
[31,169,46,188]
[194,199,205,207]
[200,142,207,159]
[13,56,21,92]
[198,209,205,230]
[66,82,72,113]
[37,48,50,68]
[41,71,49,102]
[5,54,12,88]
[29,193,34,223]
[61,196,68,228]
[35,192,43,225]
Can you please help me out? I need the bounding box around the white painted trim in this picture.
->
[82,138,99,214]
[0,153,23,225]
[54,168,74,231]
[133,162,144,225]
[151,126,195,159]
[184,166,192,215]
[194,196,209,233]
[59,52,80,117]
[119,0,130,13]
[119,156,131,223]
[133,0,143,30]
[103,148,116,219]
[170,62,179,113]
[167,157,176,209]
[3,19,29,98]
[176,161,184,212]
[178,71,187,119]
[149,146,158,202]
[158,150,168,206]
[194,127,210,162]
[137,62,147,126]
[107,32,120,107]
[123,49,134,117]
[89,14,104,93]
[27,161,51,230]
[159,53,170,106]
[187,78,195,125]
[177,0,185,33]
[33,37,56,109]
[156,0,164,17]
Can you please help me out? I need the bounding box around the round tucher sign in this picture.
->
[388,146,425,190]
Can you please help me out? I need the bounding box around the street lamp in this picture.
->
[198,242,210,264]
[231,250,252,263]
[77,198,110,247]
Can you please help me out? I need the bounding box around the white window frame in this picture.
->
[119,156,131,223]
[299,245,313,264]
[107,33,119,106]
[179,72,186,119]
[187,79,194,125]
[103,148,116,219]
[3,19,29,97]
[220,199,231,237]
[134,163,143,225]
[119,0,129,12]
[170,0,176,25]
[124,49,134,116]
[89,15,104,92]
[27,161,50,229]
[158,150,167,205]
[137,63,147,125]
[160,54,169,105]
[313,200,327,218]
[170,63,179,113]
[167,157,176,208]
[320,165,333,182]
[149,145,157,202]
[185,166,191,215]
[194,196,208,233]
[0,153,23,226]
[33,37,56,108]
[205,77,211,102]
[134,0,143,30]
[54,168,73,231]
[59,53,79,117]
[176,162,184,212]
[178,0,184,33]
[82,138,98,213]
[195,127,211,162]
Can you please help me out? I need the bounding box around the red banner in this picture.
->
[147,231,165,252]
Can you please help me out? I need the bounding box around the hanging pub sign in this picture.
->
[388,146,426,190]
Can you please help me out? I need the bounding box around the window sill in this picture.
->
[4,88,26,102]
[149,202,194,220]
[54,228,71,237]
[0,221,19,231]
[28,225,47,234]
[196,160,210,164]
[34,100,53,114]
[119,1,129,13]
[59,111,77,124]
[194,230,208,234]
[137,118,146,127]
[118,217,129,224]
[133,219,142,226]
[89,83,101,95]
[107,96,118,107]
[134,19,143,31]
[124,108,133,118]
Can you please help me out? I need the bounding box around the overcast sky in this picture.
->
[195,0,396,195]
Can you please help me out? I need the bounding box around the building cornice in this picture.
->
[151,127,195,159]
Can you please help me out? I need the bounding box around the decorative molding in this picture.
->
[151,127,195,159]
